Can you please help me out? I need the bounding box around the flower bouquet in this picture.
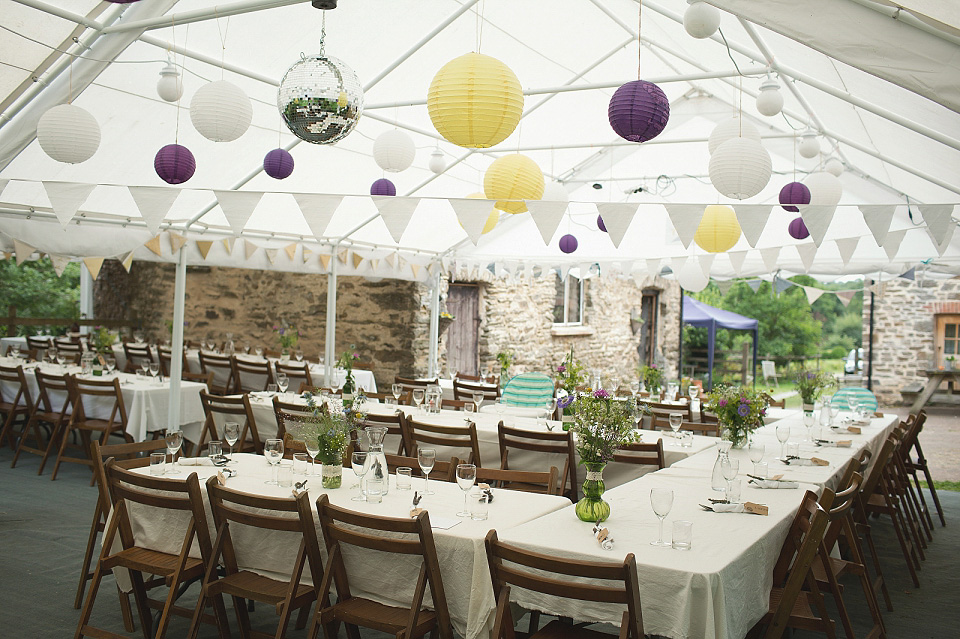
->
[795,369,835,409]
[336,345,360,396]
[637,364,663,395]
[704,385,770,449]
[291,392,363,488]
[273,320,300,355]
[556,347,587,423]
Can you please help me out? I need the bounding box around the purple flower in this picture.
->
[760,409,767,416]
[352,353,359,359]
[557,364,566,373]
[737,404,749,417]
[558,395,574,409]
[718,399,728,407]
[651,364,658,369]
[593,389,610,399]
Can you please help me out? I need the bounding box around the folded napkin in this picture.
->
[781,456,830,467]
[711,502,768,515]
[750,479,799,489]
[816,439,852,448]
[178,457,214,466]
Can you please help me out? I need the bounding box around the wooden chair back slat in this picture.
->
[498,422,578,501]
[404,418,481,466]
[453,378,499,402]
[199,391,261,454]
[385,453,455,481]
[198,351,236,395]
[274,361,312,389]
[231,356,274,393]
[612,440,665,469]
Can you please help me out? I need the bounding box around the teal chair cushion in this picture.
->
[501,373,555,407]
[831,387,878,412]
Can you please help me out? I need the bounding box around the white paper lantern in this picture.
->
[373,129,415,172]
[755,76,783,117]
[677,258,709,292]
[156,62,183,102]
[683,0,721,39]
[36,104,101,164]
[542,181,569,202]
[190,80,252,142]
[707,116,760,154]
[798,130,820,158]
[825,158,844,177]
[709,137,772,200]
[804,171,842,207]
[428,148,446,174]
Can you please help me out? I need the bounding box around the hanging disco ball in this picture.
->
[277,53,363,144]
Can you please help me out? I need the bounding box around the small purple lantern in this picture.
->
[370,178,396,196]
[263,148,294,180]
[559,233,578,254]
[608,80,670,143]
[788,217,810,240]
[779,181,811,212]
[154,144,195,184]
[597,214,607,232]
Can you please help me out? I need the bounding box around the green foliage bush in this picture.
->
[0,258,80,335]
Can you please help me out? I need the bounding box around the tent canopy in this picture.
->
[682,295,758,390]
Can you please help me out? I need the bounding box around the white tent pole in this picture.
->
[79,262,94,334]
[102,0,310,34]
[10,0,106,30]
[166,234,188,434]
[324,257,338,387]
[427,269,441,378]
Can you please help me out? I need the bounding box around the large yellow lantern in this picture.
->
[427,53,523,149]
[465,192,500,234]
[694,205,741,253]
[483,154,544,214]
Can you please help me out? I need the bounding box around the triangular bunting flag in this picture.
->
[302,247,312,264]
[82,257,104,280]
[834,237,859,267]
[899,267,916,281]
[410,263,421,279]
[800,205,834,247]
[49,254,70,276]
[449,197,496,245]
[352,253,364,269]
[168,231,187,253]
[119,251,134,273]
[43,181,96,227]
[293,194,343,240]
[222,238,235,255]
[935,225,956,257]
[699,253,716,275]
[646,258,661,276]
[883,229,906,260]
[13,239,35,266]
[727,251,747,275]
[735,205,772,248]
[526,200,569,245]
[836,291,855,307]
[918,205,955,239]
[796,243,817,272]
[759,247,780,273]
[715,279,734,295]
[264,248,278,264]
[128,186,180,235]
[859,205,896,247]
[747,279,764,292]
[284,243,298,261]
[337,249,349,265]
[774,277,794,295]
[318,254,332,271]
[215,190,264,236]
[372,196,420,243]
[385,253,396,268]
[664,204,704,249]
[243,239,259,260]
[196,240,214,259]
[804,286,825,304]
[369,258,379,271]
[596,202,639,249]
[144,235,163,257]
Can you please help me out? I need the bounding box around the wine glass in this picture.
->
[254,346,263,358]
[748,441,765,474]
[802,411,815,442]
[472,391,484,414]
[650,488,674,547]
[55,351,66,372]
[304,437,320,476]
[149,362,160,384]
[224,422,240,463]
[629,380,640,398]
[104,356,116,376]
[495,400,506,425]
[276,372,289,395]
[412,389,425,414]
[721,457,740,500]
[351,451,369,501]
[164,430,183,475]
[668,413,683,444]
[456,463,477,517]
[610,377,620,394]
[418,448,436,495]
[776,423,791,459]
[11,344,20,359]
[295,349,304,362]
[140,360,150,376]
[689,385,699,401]
[830,400,841,426]
[243,341,251,354]
[264,438,284,485]
[392,383,402,404]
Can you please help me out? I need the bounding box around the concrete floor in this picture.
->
[0,439,957,638]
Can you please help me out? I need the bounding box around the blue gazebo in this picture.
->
[682,296,759,391]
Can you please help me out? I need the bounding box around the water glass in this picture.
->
[672,520,693,551]
[208,441,222,463]
[754,460,768,479]
[396,467,412,491]
[463,402,475,421]
[726,478,742,503]
[470,489,489,521]
[682,431,694,448]
[292,453,309,476]
[277,462,293,488]
[786,442,800,458]
[150,452,166,475]
[366,477,384,503]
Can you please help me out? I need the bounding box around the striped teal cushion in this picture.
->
[831,387,878,412]
[501,373,555,407]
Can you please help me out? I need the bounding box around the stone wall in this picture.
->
[863,276,960,405]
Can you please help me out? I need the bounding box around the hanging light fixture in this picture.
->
[683,0,721,39]
[798,129,820,158]
[373,130,415,172]
[559,234,578,254]
[708,116,760,154]
[694,205,741,253]
[190,80,253,142]
[263,148,294,180]
[428,148,446,174]
[370,178,396,196]
[779,181,811,212]
[825,157,845,177]
[804,171,842,208]
[37,104,101,164]
[483,154,544,214]
[156,60,183,103]
[154,144,196,184]
[755,75,783,117]
[677,258,709,292]
[709,137,772,199]
[788,217,810,240]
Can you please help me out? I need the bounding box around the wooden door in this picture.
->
[446,284,480,376]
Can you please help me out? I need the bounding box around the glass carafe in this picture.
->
[364,425,389,496]
[712,440,733,492]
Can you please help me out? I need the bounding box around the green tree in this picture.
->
[722,281,821,361]
[0,258,80,335]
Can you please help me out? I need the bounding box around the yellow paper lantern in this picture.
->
[694,205,741,253]
[483,154,544,214]
[427,53,523,149]
[465,192,500,234]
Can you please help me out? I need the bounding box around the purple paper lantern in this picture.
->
[154,144,195,185]
[370,178,396,196]
[559,234,578,254]
[788,216,810,240]
[263,148,294,180]
[779,181,811,212]
[608,80,670,143]
[597,214,607,232]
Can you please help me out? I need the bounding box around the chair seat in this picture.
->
[531,619,619,639]
[104,546,205,578]
[322,597,438,637]
[761,586,835,633]
[72,418,124,433]
[208,570,315,612]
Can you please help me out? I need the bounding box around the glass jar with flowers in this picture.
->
[637,364,663,397]
[556,347,587,427]
[572,389,639,522]
[795,369,835,413]
[336,345,360,399]
[704,385,770,449]
[90,327,116,376]
[495,349,515,386]
[273,320,300,361]
[290,392,361,489]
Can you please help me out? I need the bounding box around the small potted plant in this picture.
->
[273,320,300,361]
[795,369,835,413]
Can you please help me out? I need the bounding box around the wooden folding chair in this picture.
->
[453,378,499,402]
[52,375,133,481]
[198,391,262,456]
[385,453,456,482]
[888,425,932,546]
[0,363,33,450]
[198,351,236,395]
[188,475,326,639]
[55,340,83,361]
[76,462,230,639]
[613,440,665,471]
[27,335,52,351]
[159,346,189,378]
[358,411,408,456]
[900,412,945,528]
[497,422,578,500]
[11,369,72,473]
[123,342,155,373]
[232,356,275,393]
[440,398,469,410]
[644,401,693,423]
[484,529,644,639]
[275,360,312,390]
[475,464,560,496]
[650,414,721,437]
[273,396,318,455]
[312,494,454,639]
[394,376,437,394]
[748,490,835,639]
[183,371,214,387]
[404,417,482,466]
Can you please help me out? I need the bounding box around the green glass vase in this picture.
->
[575,462,610,523]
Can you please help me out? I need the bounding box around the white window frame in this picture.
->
[554,274,585,326]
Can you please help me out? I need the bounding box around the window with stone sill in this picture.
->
[553,273,584,326]
[935,314,960,367]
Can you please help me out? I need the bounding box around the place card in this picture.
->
[743,502,768,516]
[811,457,830,466]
